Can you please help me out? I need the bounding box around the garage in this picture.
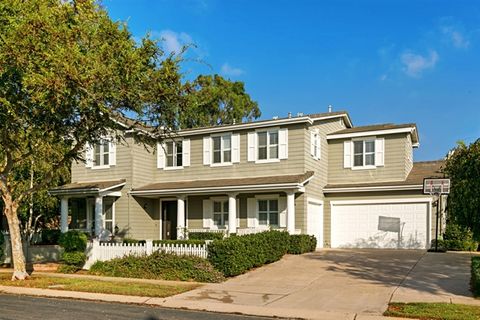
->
[307,199,323,248]
[330,199,431,249]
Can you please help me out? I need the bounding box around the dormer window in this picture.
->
[343,138,384,169]
[353,140,375,167]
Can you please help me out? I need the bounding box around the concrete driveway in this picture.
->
[163,250,478,320]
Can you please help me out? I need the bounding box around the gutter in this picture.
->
[323,184,423,193]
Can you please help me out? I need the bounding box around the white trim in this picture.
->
[329,197,432,205]
[323,184,423,193]
[307,197,324,205]
[311,114,353,127]
[163,166,184,171]
[255,194,280,200]
[210,132,233,166]
[307,198,324,248]
[210,162,233,167]
[255,127,281,163]
[159,198,178,240]
[327,127,415,140]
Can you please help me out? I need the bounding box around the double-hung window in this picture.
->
[166,141,183,168]
[94,140,110,167]
[212,134,231,164]
[213,200,229,228]
[258,199,279,227]
[257,130,278,161]
[353,140,375,167]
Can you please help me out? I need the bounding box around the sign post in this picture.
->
[423,178,450,252]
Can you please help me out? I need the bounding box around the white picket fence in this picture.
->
[84,240,208,269]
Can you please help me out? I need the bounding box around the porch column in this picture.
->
[60,197,69,233]
[228,193,238,234]
[94,195,103,236]
[286,191,295,234]
[177,195,186,239]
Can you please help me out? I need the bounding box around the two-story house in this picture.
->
[50,110,445,249]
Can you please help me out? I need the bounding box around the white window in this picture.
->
[94,141,109,167]
[257,130,279,161]
[258,199,279,227]
[213,200,229,228]
[212,134,232,164]
[87,139,115,169]
[311,129,320,160]
[166,141,183,168]
[353,140,375,167]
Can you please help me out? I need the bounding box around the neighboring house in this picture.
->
[50,110,445,249]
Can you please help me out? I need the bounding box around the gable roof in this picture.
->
[327,123,419,145]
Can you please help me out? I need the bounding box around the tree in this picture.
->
[0,0,259,279]
[443,139,480,239]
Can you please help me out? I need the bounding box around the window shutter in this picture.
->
[236,198,240,228]
[232,133,240,163]
[247,132,256,162]
[316,133,321,160]
[247,198,257,228]
[279,197,287,228]
[375,138,385,167]
[279,128,288,159]
[85,144,93,168]
[344,140,352,168]
[183,139,190,167]
[109,140,116,166]
[202,199,213,228]
[310,131,316,157]
[157,143,165,169]
[203,136,211,165]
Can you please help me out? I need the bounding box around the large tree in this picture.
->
[0,0,259,279]
[443,139,480,239]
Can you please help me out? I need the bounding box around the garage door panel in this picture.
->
[331,202,428,249]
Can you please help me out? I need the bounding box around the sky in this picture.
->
[103,0,480,161]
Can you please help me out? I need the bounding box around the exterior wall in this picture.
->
[327,133,411,185]
[405,134,414,177]
[323,191,435,248]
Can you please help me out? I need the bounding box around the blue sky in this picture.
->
[103,0,480,161]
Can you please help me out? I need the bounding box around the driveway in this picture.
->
[163,249,478,320]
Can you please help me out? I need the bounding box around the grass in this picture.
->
[0,273,199,298]
[385,303,480,320]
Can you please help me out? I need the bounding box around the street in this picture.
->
[0,294,273,320]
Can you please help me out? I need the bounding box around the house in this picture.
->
[49,110,445,249]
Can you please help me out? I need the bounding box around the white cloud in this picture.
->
[154,30,193,55]
[401,50,439,77]
[221,63,245,76]
[441,26,470,49]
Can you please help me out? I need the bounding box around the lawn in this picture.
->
[0,273,199,298]
[385,303,480,320]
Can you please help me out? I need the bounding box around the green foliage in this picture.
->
[288,235,317,254]
[89,251,224,283]
[59,231,88,252]
[40,229,61,245]
[444,139,480,239]
[188,232,224,241]
[208,230,290,277]
[153,240,205,245]
[57,264,80,274]
[122,238,146,245]
[472,257,480,297]
[443,224,478,251]
[61,251,87,267]
[0,232,4,259]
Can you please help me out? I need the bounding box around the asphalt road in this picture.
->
[0,294,273,320]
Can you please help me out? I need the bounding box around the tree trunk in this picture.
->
[3,193,29,280]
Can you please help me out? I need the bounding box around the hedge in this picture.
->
[89,251,224,283]
[472,257,480,297]
[189,232,224,241]
[288,234,317,254]
[443,224,478,251]
[58,231,88,273]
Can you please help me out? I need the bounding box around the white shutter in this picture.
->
[344,141,352,168]
[316,133,321,160]
[85,143,93,168]
[109,140,116,166]
[202,199,213,228]
[310,131,316,157]
[203,136,211,165]
[247,132,256,162]
[182,139,190,167]
[279,197,287,228]
[279,128,288,159]
[236,198,240,228]
[157,143,165,169]
[247,198,257,228]
[232,133,240,163]
[375,138,385,167]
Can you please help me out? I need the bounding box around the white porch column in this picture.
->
[228,193,238,234]
[60,197,69,233]
[286,191,295,234]
[94,196,103,236]
[177,195,186,239]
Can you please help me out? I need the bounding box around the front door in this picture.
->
[162,201,177,240]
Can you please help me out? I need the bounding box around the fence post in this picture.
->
[146,240,153,255]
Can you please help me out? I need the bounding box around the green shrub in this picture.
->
[89,251,224,283]
[57,264,80,274]
[443,224,478,251]
[122,238,146,245]
[59,231,88,252]
[472,257,480,297]
[61,251,87,267]
[288,235,317,254]
[40,229,61,245]
[208,230,290,277]
[429,239,447,252]
[153,240,205,246]
[188,232,224,241]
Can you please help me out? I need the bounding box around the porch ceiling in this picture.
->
[49,179,126,196]
[130,172,314,196]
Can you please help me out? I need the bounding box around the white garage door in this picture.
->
[331,201,429,249]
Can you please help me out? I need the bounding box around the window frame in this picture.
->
[352,138,376,170]
[256,129,280,163]
[211,133,233,166]
[92,140,110,169]
[164,140,183,169]
[212,199,229,229]
[257,198,279,227]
